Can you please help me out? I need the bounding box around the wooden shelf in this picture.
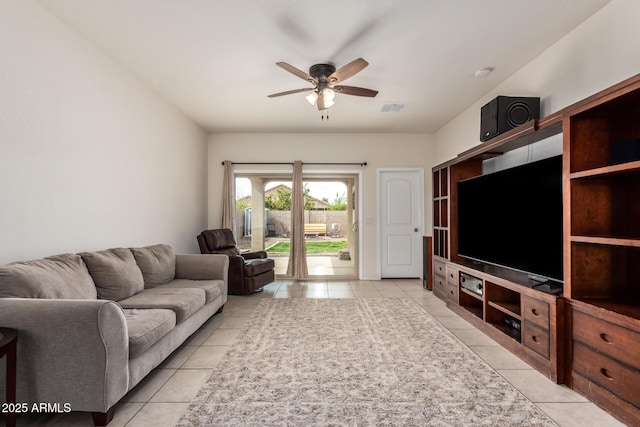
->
[452,115,563,166]
[462,305,483,319]
[570,160,640,179]
[490,322,521,342]
[571,235,640,247]
[460,287,483,301]
[488,300,522,319]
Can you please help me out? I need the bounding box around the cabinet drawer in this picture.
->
[523,296,550,330]
[523,322,550,359]
[573,341,640,409]
[446,265,459,286]
[433,259,446,277]
[573,310,640,370]
[447,282,458,305]
[433,274,446,292]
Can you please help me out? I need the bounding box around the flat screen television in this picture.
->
[457,155,563,283]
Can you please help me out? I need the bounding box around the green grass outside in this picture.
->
[267,241,347,254]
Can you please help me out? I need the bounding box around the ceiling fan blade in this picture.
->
[267,88,314,98]
[276,62,318,84]
[334,85,378,97]
[328,58,368,83]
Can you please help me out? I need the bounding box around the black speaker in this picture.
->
[480,96,540,141]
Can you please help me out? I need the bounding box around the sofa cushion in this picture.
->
[80,248,144,301]
[0,254,97,299]
[156,279,224,304]
[244,258,276,276]
[118,288,205,323]
[123,308,176,358]
[131,244,175,288]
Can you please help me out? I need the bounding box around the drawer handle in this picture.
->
[599,333,613,344]
[531,308,539,316]
[600,368,613,380]
[531,335,539,344]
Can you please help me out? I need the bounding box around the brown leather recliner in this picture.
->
[197,229,275,295]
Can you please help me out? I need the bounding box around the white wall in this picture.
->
[0,1,208,264]
[434,0,640,165]
[208,133,433,279]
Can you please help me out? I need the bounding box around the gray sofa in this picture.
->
[0,244,228,426]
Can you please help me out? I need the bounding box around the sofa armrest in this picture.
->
[241,250,268,260]
[0,298,128,413]
[175,254,229,283]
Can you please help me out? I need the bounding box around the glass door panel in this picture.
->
[236,175,358,278]
[302,179,356,278]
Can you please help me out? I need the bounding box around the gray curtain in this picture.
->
[287,161,308,278]
[221,160,235,234]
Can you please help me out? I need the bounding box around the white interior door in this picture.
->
[379,169,424,278]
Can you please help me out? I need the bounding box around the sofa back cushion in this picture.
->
[131,244,175,288]
[80,248,144,301]
[0,253,97,299]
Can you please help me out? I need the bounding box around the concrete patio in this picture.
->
[238,235,356,278]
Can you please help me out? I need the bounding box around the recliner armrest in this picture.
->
[241,250,268,260]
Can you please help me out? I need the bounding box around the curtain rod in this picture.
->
[222,161,367,167]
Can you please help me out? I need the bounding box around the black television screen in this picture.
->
[457,155,563,282]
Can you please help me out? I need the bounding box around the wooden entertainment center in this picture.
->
[433,73,640,425]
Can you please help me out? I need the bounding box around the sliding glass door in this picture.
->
[301,178,355,277]
[234,174,357,278]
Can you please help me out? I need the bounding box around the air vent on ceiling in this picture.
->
[380,101,405,112]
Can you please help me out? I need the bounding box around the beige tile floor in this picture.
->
[5,280,626,427]
[272,255,356,277]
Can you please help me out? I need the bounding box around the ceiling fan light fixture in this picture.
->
[323,88,336,102]
[321,88,336,109]
[305,91,318,105]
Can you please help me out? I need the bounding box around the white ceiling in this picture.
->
[36,0,611,134]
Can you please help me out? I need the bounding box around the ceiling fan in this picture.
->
[267,58,378,110]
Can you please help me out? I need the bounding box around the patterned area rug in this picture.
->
[178,298,557,426]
